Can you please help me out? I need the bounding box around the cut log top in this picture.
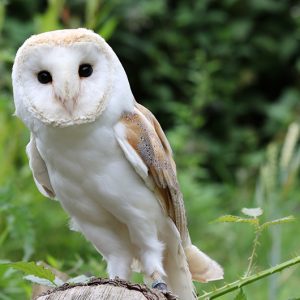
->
[34,277,178,300]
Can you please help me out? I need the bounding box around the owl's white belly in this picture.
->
[35,121,166,272]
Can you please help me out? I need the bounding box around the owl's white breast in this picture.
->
[34,114,164,233]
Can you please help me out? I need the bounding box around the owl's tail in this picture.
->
[163,221,223,300]
[184,244,224,283]
[164,222,197,300]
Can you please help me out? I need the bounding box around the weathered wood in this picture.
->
[34,278,178,300]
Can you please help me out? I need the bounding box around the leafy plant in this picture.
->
[1,262,56,287]
[199,208,297,299]
[1,207,298,299]
[0,261,93,288]
[256,122,300,299]
[199,255,300,300]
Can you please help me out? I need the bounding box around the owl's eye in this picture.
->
[37,71,52,84]
[79,64,93,78]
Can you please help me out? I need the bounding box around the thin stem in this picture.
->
[198,256,300,299]
[244,227,262,277]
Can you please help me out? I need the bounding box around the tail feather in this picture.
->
[185,245,224,282]
[161,221,223,299]
[163,221,197,300]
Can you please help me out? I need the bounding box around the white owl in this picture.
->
[12,28,223,300]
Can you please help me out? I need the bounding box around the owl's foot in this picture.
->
[151,271,167,292]
[152,281,167,291]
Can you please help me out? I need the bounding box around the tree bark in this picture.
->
[34,278,177,300]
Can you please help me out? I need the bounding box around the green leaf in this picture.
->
[234,288,247,300]
[85,0,100,28]
[261,215,296,230]
[34,0,65,33]
[67,274,93,284]
[0,50,14,63]
[212,215,259,225]
[98,18,118,40]
[1,261,56,284]
[23,275,56,287]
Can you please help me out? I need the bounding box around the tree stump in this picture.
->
[34,278,178,300]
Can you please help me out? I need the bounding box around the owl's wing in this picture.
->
[26,135,55,199]
[114,102,189,245]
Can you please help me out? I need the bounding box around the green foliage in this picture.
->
[35,0,65,32]
[260,216,296,231]
[213,207,295,288]
[234,289,247,300]
[0,0,300,299]
[199,255,300,299]
[255,122,300,299]
[0,261,96,288]
[213,215,259,225]
[214,209,295,232]
[1,262,56,286]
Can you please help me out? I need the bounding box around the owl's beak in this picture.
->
[53,77,80,115]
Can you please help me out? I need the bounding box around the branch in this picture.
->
[34,277,177,300]
[198,255,300,299]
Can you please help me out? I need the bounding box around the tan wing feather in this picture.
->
[118,103,189,246]
[26,135,55,198]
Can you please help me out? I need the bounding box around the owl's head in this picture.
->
[12,28,133,128]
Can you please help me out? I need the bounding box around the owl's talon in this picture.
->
[152,280,168,291]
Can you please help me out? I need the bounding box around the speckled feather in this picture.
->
[120,103,189,246]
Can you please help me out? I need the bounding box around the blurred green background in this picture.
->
[0,0,300,299]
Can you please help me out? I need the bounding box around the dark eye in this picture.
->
[79,64,93,77]
[37,71,52,84]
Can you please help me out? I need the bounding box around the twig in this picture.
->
[198,256,300,299]
[244,227,261,277]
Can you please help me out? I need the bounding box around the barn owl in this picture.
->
[12,28,223,300]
